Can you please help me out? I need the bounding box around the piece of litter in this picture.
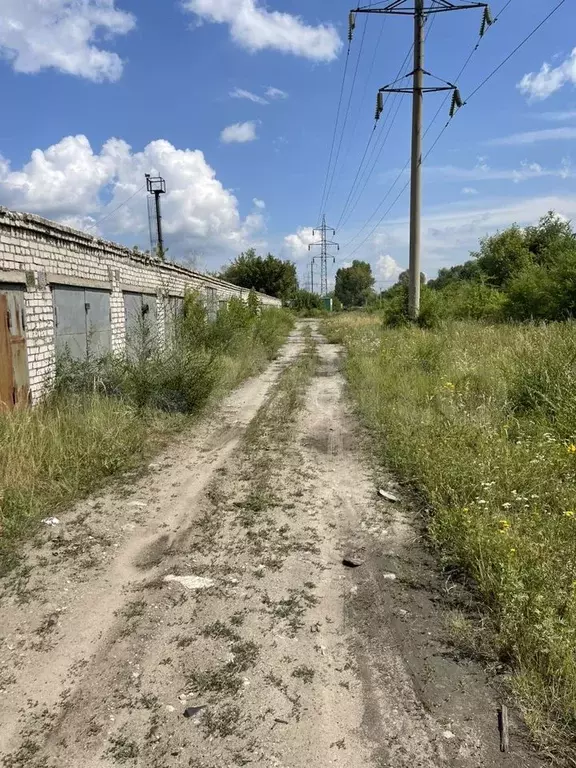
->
[42,517,60,526]
[398,609,408,617]
[378,489,399,502]
[183,705,206,718]
[382,572,397,581]
[163,574,214,590]
[128,501,147,508]
[442,730,455,740]
[342,557,364,568]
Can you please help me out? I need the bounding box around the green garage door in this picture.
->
[53,285,111,360]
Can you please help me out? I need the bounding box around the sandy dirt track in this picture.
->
[0,322,544,767]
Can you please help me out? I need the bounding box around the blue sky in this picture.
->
[0,0,575,288]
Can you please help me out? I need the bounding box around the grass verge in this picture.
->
[0,301,294,574]
[325,313,576,758]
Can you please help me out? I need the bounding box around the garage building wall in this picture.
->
[0,208,281,403]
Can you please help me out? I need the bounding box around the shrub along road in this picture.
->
[0,322,544,767]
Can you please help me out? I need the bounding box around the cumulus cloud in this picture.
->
[0,134,266,262]
[282,226,315,261]
[230,87,268,104]
[375,254,402,283]
[518,48,576,102]
[265,86,287,99]
[220,121,258,143]
[0,0,135,81]
[487,127,576,145]
[182,0,341,62]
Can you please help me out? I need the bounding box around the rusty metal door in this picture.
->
[0,285,30,409]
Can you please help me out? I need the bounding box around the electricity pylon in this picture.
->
[308,214,340,296]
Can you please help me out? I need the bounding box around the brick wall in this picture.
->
[0,208,281,403]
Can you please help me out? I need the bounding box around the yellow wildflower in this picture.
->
[567,444,576,454]
[510,548,516,554]
[498,519,511,533]
[444,381,455,391]
[564,510,575,518]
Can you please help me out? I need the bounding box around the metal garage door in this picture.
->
[164,296,184,343]
[53,285,111,360]
[124,292,158,357]
[0,284,29,409]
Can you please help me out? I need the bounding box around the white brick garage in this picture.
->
[0,208,281,405]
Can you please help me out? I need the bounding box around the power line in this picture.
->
[466,0,566,101]
[322,15,369,214]
[335,10,438,232]
[85,184,146,231]
[340,0,566,263]
[316,41,352,221]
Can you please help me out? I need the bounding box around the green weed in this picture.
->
[328,314,576,757]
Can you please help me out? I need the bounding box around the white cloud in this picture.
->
[253,198,265,209]
[375,254,402,283]
[282,226,315,261]
[220,121,258,143]
[230,87,268,104]
[0,134,266,263]
[357,194,576,278]
[182,0,341,62]
[265,86,287,99]
[538,110,576,121]
[0,0,135,81]
[518,48,576,102]
[425,158,574,183]
[461,187,478,195]
[487,128,576,145]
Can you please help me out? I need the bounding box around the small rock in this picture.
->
[128,501,147,508]
[164,574,214,590]
[183,705,206,719]
[342,557,364,568]
[398,608,408,617]
[442,730,455,740]
[382,572,397,581]
[378,489,399,502]
[166,705,176,713]
[350,586,358,595]
[42,517,60,526]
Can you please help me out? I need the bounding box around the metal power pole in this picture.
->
[308,214,339,296]
[352,1,492,319]
[145,174,167,259]
[409,0,424,319]
[310,259,315,294]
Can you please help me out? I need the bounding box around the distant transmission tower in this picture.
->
[145,173,166,259]
[308,214,339,296]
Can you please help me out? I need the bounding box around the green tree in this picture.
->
[334,260,375,308]
[221,249,298,301]
[292,290,323,312]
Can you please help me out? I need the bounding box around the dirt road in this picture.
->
[0,322,544,767]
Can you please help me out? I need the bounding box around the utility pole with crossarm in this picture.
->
[350,1,492,319]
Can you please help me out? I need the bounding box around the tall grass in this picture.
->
[0,297,293,573]
[326,313,576,755]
